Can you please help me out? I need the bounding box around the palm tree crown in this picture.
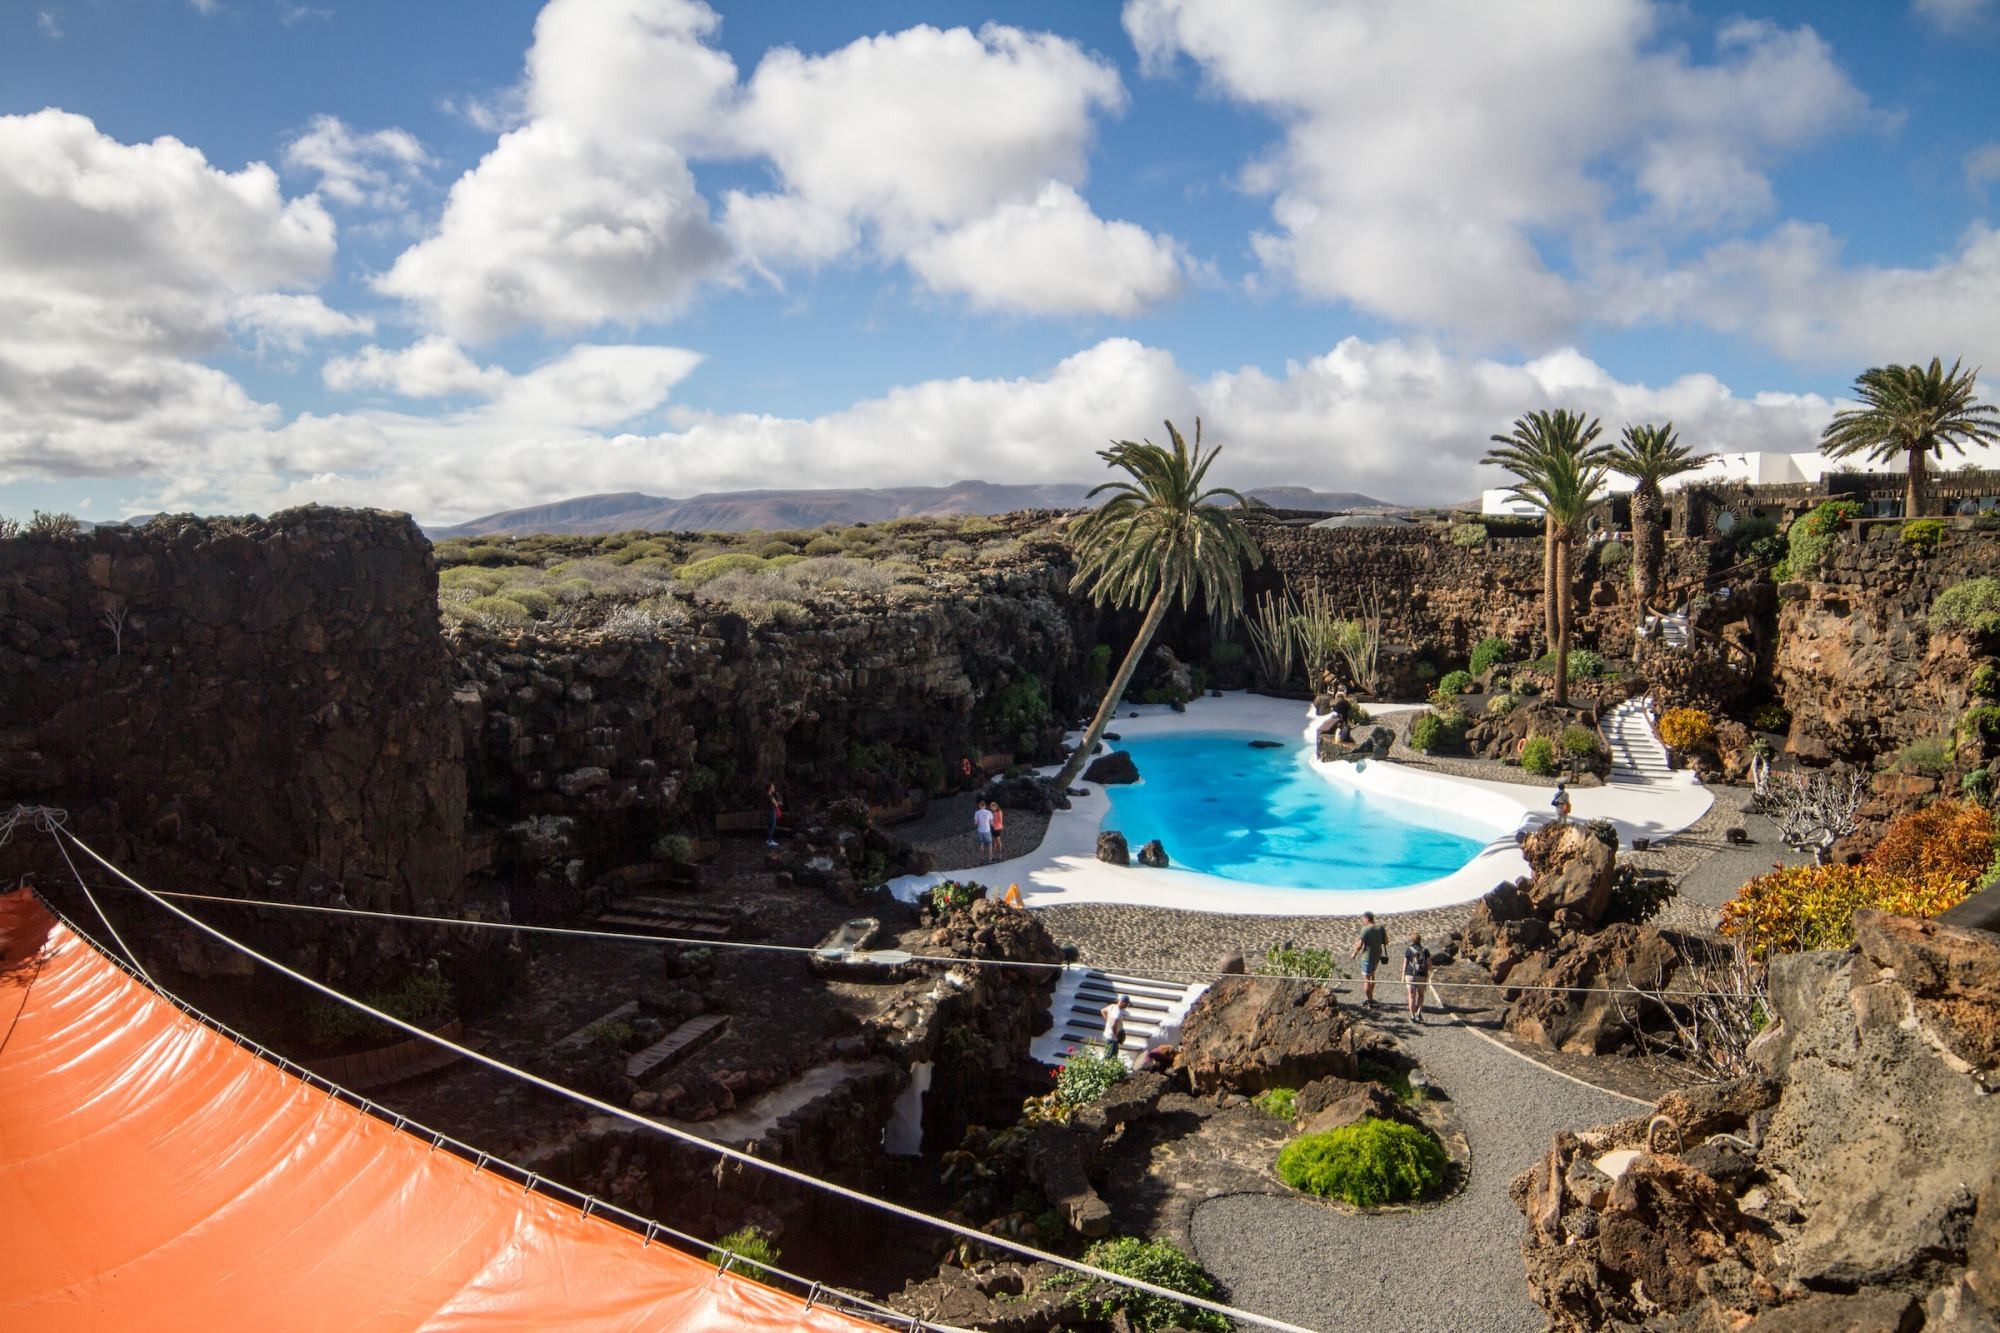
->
[1052,420,1262,792]
[1820,358,2000,517]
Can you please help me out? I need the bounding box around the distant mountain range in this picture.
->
[426,481,1398,539]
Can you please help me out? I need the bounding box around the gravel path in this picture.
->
[1189,1013,1642,1333]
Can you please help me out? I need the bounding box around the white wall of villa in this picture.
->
[1479,450,1833,517]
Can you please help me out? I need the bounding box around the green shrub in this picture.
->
[758,540,797,559]
[1901,518,1946,550]
[1728,514,1782,561]
[439,566,509,596]
[1972,662,1999,699]
[464,595,530,627]
[1409,709,1468,754]
[1750,701,1792,733]
[676,552,771,584]
[1086,643,1113,690]
[1468,636,1511,676]
[1520,734,1558,775]
[1448,522,1488,548]
[1253,1087,1298,1120]
[1487,692,1519,717]
[653,833,694,863]
[802,535,844,556]
[1436,669,1475,696]
[1413,660,1438,683]
[1356,1058,1429,1104]
[500,588,553,619]
[1958,706,2000,745]
[1597,541,1630,573]
[1931,578,2000,636]
[1275,1120,1447,1206]
[1264,942,1341,979]
[979,677,1050,749]
[1896,735,1954,775]
[1052,1050,1128,1109]
[707,1226,782,1286]
[929,879,978,915]
[1964,769,1992,804]
[583,1018,634,1050]
[1050,1237,1230,1333]
[1530,649,1606,680]
[1787,499,1862,574]
[1562,725,1602,760]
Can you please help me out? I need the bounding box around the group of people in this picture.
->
[970,800,1006,862]
[1349,910,1434,1022]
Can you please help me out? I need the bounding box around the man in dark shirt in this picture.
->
[1350,911,1389,1008]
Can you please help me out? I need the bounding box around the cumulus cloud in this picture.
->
[100,334,1869,525]
[377,0,736,341]
[386,5,1181,335]
[1968,143,2000,192]
[907,184,1183,316]
[1914,0,1994,32]
[283,115,431,212]
[1125,0,1880,348]
[728,22,1182,316]
[0,110,345,482]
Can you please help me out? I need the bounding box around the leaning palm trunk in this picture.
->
[1543,521,1558,650]
[1053,589,1170,791]
[1630,480,1663,616]
[1905,446,1926,519]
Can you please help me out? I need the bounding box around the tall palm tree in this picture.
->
[1609,422,1711,619]
[1484,410,1612,706]
[1485,410,1606,658]
[1051,420,1263,793]
[1820,357,2000,518]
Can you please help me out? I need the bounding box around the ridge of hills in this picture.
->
[424,481,1400,538]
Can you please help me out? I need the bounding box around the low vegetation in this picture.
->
[706,1226,782,1286]
[1047,1236,1231,1333]
[302,972,456,1051]
[1263,942,1342,979]
[1468,635,1512,676]
[1276,1120,1447,1206]
[1657,707,1714,752]
[1930,577,2000,637]
[1720,862,1973,957]
[1252,1087,1298,1120]
[1520,734,1558,775]
[1410,708,1468,754]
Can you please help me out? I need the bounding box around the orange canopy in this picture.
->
[0,891,877,1332]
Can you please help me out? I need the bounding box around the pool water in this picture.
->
[1101,731,1496,890]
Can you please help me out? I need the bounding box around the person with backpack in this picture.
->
[1551,781,1572,826]
[1350,911,1389,1008]
[1403,933,1432,1023]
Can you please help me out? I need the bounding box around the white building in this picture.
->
[1480,451,1831,516]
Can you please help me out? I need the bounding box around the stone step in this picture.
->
[595,913,734,941]
[626,1014,730,1084]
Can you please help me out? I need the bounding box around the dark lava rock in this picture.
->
[1248,739,1284,749]
[1177,976,1360,1094]
[1096,831,1130,866]
[1136,839,1169,868]
[1082,750,1139,785]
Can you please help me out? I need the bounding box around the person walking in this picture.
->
[1550,781,1572,827]
[1403,933,1432,1023]
[765,783,783,848]
[971,800,995,863]
[1350,911,1389,1008]
[1100,994,1129,1057]
[989,802,1005,859]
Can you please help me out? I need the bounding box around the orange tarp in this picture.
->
[0,892,876,1331]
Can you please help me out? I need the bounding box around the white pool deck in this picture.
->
[887,692,1713,917]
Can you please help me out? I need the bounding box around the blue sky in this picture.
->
[3,0,1998,522]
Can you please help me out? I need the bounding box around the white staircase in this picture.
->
[1640,610,1690,649]
[1601,698,1674,785]
[1031,968,1208,1068]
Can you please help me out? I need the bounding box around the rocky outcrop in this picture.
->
[0,508,467,993]
[1135,839,1169,868]
[1515,910,2000,1330]
[1081,750,1139,784]
[1776,524,1997,768]
[1175,976,1366,1093]
[1095,831,1129,865]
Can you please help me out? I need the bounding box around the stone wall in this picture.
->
[451,559,1098,900]
[1776,522,1998,767]
[0,508,466,989]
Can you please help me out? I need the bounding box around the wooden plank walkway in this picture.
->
[626,1014,730,1084]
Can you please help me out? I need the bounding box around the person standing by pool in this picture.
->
[989,802,1005,859]
[972,800,995,862]
[1403,933,1431,1023]
[1351,911,1389,1008]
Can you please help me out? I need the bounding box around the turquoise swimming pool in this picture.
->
[1101,730,1495,890]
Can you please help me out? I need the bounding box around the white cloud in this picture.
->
[908,183,1183,316]
[1968,143,2000,191]
[728,22,1182,317]
[81,334,1873,525]
[377,0,735,342]
[278,3,332,24]
[188,0,220,14]
[37,10,61,38]
[1125,0,1876,347]
[283,115,430,212]
[0,110,345,483]
[1914,0,1994,32]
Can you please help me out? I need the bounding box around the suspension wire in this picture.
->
[92,878,1760,1004]
[51,826,1321,1333]
[23,897,967,1333]
[0,805,157,990]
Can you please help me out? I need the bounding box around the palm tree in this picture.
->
[1483,410,1612,706]
[1050,420,1263,793]
[1820,358,2000,518]
[1608,422,1711,619]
